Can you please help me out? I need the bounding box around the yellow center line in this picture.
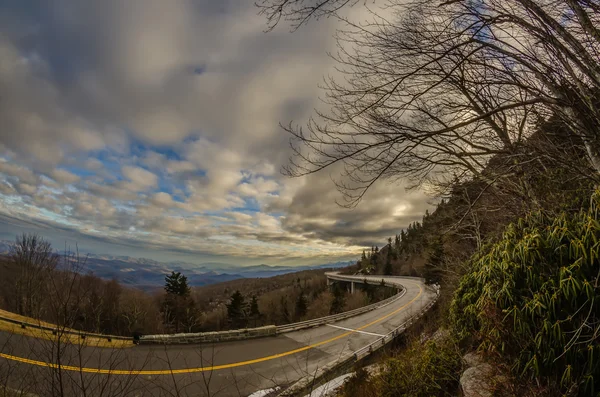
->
[0,282,423,375]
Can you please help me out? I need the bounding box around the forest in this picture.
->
[0,236,392,337]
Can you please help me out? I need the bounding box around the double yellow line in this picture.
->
[0,282,422,375]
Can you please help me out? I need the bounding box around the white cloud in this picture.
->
[121,166,158,190]
[166,160,197,174]
[0,0,435,263]
[50,169,80,185]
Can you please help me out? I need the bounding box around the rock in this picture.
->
[463,352,485,368]
[431,328,450,342]
[420,327,449,344]
[460,363,495,397]
[363,363,383,377]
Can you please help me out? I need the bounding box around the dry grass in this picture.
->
[0,309,133,349]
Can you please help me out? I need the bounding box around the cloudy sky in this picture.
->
[0,0,432,266]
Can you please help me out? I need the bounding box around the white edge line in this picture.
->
[326,324,385,337]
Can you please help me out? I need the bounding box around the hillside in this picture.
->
[334,123,598,396]
[0,242,376,337]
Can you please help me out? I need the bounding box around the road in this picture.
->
[0,275,436,397]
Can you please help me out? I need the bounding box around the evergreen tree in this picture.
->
[295,291,308,319]
[164,271,190,296]
[330,284,345,314]
[227,290,248,328]
[280,296,291,323]
[162,271,196,333]
[424,238,444,285]
[399,230,407,257]
[372,245,380,267]
[249,295,261,327]
[384,244,393,275]
[363,278,375,302]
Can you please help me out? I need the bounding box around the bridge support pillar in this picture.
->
[327,278,330,287]
[351,281,355,294]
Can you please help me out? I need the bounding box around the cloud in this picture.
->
[0,0,435,264]
[121,165,158,190]
[50,169,80,185]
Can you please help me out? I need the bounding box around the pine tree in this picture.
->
[164,271,190,296]
[384,243,393,275]
[330,284,345,314]
[249,295,261,327]
[363,278,375,302]
[424,238,444,285]
[227,290,248,328]
[280,296,291,323]
[162,271,196,332]
[295,291,308,319]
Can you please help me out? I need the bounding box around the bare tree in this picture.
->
[257,0,600,206]
[9,233,58,318]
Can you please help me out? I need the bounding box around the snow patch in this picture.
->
[247,386,281,397]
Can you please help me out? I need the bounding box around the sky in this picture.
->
[0,0,433,266]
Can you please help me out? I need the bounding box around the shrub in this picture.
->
[451,191,600,395]
[375,332,462,397]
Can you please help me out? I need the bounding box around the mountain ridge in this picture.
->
[0,239,352,291]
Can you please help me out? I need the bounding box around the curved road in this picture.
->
[0,275,436,397]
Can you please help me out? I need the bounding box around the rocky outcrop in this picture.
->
[459,353,507,397]
[460,363,495,397]
[462,352,485,368]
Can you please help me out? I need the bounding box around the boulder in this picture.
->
[460,363,495,397]
[463,352,485,368]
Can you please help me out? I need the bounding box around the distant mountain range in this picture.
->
[0,240,353,291]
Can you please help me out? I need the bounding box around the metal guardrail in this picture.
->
[353,286,440,360]
[276,274,417,333]
[0,274,420,347]
[277,287,405,333]
[137,274,406,342]
[278,283,440,397]
[0,315,134,344]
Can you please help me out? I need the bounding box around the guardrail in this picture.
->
[141,275,408,342]
[277,286,405,333]
[139,326,277,344]
[0,275,419,347]
[0,315,134,344]
[353,286,440,360]
[277,284,440,397]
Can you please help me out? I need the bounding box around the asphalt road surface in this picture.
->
[0,275,436,397]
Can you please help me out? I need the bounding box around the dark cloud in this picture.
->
[0,1,435,265]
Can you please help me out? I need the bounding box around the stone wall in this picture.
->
[138,325,277,345]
